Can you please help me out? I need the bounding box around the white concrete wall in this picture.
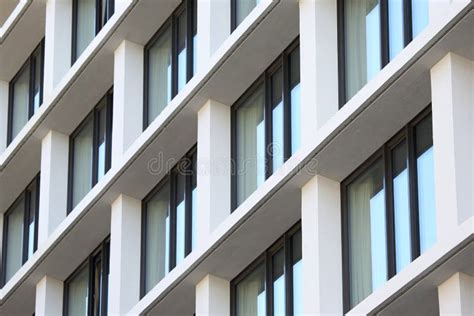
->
[196,100,231,247]
[108,194,141,315]
[38,130,69,245]
[0,80,7,152]
[299,0,338,145]
[301,175,343,314]
[196,274,230,316]
[438,272,474,315]
[431,53,474,240]
[35,276,63,316]
[112,40,144,167]
[196,0,230,72]
[44,0,72,99]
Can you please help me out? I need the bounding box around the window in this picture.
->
[7,40,44,145]
[232,40,300,209]
[1,175,40,286]
[63,239,109,316]
[231,224,301,316]
[338,0,429,104]
[231,0,260,30]
[72,0,115,63]
[68,90,113,212]
[341,107,435,310]
[144,0,197,128]
[141,147,197,296]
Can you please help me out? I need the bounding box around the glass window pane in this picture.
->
[177,11,187,92]
[289,47,300,155]
[191,153,197,251]
[388,0,405,60]
[415,115,435,253]
[175,172,186,265]
[67,265,90,316]
[344,0,382,100]
[5,198,25,283]
[192,0,197,76]
[236,262,266,316]
[147,27,172,125]
[291,230,302,316]
[236,0,259,27]
[75,0,96,60]
[236,85,265,206]
[92,256,103,316]
[72,117,94,209]
[391,141,411,272]
[11,66,30,141]
[100,0,113,27]
[271,68,284,172]
[145,182,170,293]
[272,249,285,316]
[32,47,43,113]
[412,0,429,37]
[26,181,38,260]
[348,159,386,308]
[96,100,108,181]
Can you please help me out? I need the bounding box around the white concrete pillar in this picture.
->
[299,0,338,145]
[438,272,474,315]
[35,275,63,316]
[44,0,72,98]
[196,100,231,247]
[0,80,8,152]
[108,194,141,315]
[301,175,343,314]
[196,274,230,316]
[112,40,144,167]
[38,130,69,245]
[196,0,231,72]
[430,53,474,241]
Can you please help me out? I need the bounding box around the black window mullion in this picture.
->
[169,172,177,270]
[265,251,272,316]
[105,91,113,173]
[404,0,413,45]
[33,175,40,252]
[284,233,293,316]
[22,191,30,264]
[87,256,95,316]
[184,155,193,256]
[383,145,396,279]
[107,0,115,21]
[337,0,347,107]
[380,0,390,67]
[101,241,110,316]
[282,53,291,162]
[264,73,273,179]
[95,0,102,35]
[407,125,421,260]
[71,0,78,64]
[140,202,147,298]
[186,0,194,82]
[92,109,99,187]
[39,40,45,106]
[28,57,36,119]
[171,15,179,98]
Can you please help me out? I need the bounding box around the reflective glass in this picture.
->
[67,265,90,316]
[412,0,429,37]
[271,68,284,172]
[289,47,300,154]
[5,199,25,283]
[236,263,266,316]
[11,65,30,141]
[72,118,94,209]
[272,249,285,316]
[388,0,405,60]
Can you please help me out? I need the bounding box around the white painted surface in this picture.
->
[196,274,230,316]
[438,272,474,315]
[35,275,63,316]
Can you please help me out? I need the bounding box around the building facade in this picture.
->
[0,0,472,315]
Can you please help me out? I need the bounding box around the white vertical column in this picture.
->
[108,194,141,315]
[196,100,231,247]
[299,0,338,146]
[301,175,342,314]
[112,40,144,167]
[38,130,69,245]
[438,272,474,315]
[35,276,63,316]
[196,0,231,73]
[196,274,230,316]
[430,53,474,241]
[0,80,8,152]
[44,0,72,99]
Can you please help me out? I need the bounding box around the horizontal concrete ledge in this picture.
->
[349,217,474,315]
[0,0,30,44]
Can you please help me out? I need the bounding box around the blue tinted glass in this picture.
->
[272,250,285,316]
[412,0,429,37]
[292,230,302,316]
[392,141,412,272]
[289,47,300,154]
[271,69,284,172]
[415,115,435,253]
[177,12,187,92]
[388,0,405,60]
[175,173,186,265]
[366,2,382,81]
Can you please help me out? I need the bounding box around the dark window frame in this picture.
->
[230,222,301,316]
[341,105,433,312]
[230,38,299,211]
[140,145,197,297]
[7,40,45,145]
[71,0,115,64]
[143,0,196,130]
[1,174,40,287]
[337,0,417,107]
[63,238,110,316]
[67,89,113,213]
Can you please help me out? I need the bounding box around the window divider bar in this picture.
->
[28,57,35,120]
[92,108,100,187]
[264,73,273,180]
[407,124,421,260]
[380,0,390,67]
[282,53,291,162]
[169,173,177,270]
[383,144,396,279]
[265,251,272,316]
[404,0,413,45]
[171,15,179,99]
[284,232,293,316]
[184,155,193,256]
[186,0,194,82]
